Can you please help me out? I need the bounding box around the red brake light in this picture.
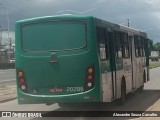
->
[88,75,93,80]
[19,79,25,84]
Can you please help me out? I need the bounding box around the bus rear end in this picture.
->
[15,15,101,104]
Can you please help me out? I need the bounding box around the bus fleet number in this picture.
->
[67,87,84,92]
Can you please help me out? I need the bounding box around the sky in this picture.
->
[0,0,160,42]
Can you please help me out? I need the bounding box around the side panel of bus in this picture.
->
[132,35,148,90]
[96,26,115,102]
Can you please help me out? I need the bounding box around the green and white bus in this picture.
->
[15,15,149,105]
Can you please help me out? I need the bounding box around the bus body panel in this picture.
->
[15,15,149,104]
[95,18,149,102]
[16,16,101,104]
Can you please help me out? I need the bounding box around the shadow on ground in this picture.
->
[31,90,160,120]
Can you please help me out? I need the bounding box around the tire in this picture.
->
[58,103,77,108]
[139,85,144,93]
[139,72,146,92]
[119,81,126,105]
[58,103,69,108]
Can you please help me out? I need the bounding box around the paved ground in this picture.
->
[0,68,159,120]
[0,69,16,83]
[0,69,16,103]
[0,81,16,103]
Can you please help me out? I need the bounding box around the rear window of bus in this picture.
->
[21,20,87,52]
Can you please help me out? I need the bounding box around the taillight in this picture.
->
[19,79,25,85]
[17,69,28,93]
[88,75,93,80]
[88,68,93,73]
[84,66,95,91]
[18,71,23,77]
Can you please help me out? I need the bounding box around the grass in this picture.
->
[149,60,160,69]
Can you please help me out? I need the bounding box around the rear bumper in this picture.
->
[17,88,101,104]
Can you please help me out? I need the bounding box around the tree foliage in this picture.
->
[148,39,153,55]
[150,41,160,53]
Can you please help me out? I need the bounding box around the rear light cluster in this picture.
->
[84,66,95,91]
[17,69,28,93]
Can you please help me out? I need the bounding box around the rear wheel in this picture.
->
[139,85,144,92]
[58,103,79,108]
[58,103,70,108]
[139,72,146,92]
[119,81,126,105]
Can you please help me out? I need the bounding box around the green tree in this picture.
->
[148,39,153,55]
[154,42,160,52]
